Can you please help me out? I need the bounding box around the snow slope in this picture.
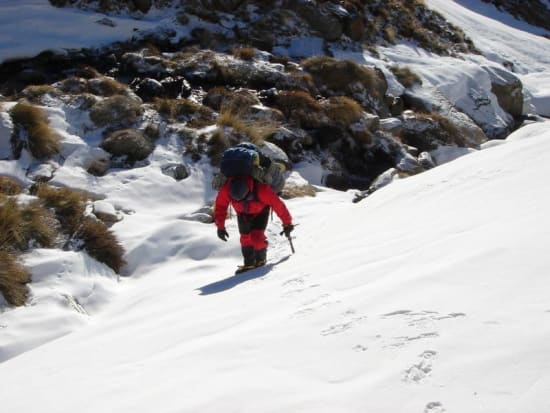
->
[1,1,550,412]
[2,120,550,413]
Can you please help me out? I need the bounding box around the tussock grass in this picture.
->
[274,90,324,129]
[301,56,383,99]
[281,184,317,200]
[0,176,23,195]
[0,198,25,252]
[323,96,364,128]
[10,101,61,160]
[275,90,322,116]
[20,200,58,249]
[232,47,256,61]
[154,98,214,127]
[30,183,126,273]
[21,85,61,103]
[0,198,57,252]
[216,108,277,146]
[390,65,422,88]
[0,251,30,306]
[33,183,87,234]
[89,95,143,128]
[427,112,466,147]
[207,130,232,165]
[88,76,129,97]
[74,218,126,273]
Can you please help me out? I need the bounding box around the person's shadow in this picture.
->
[197,256,290,295]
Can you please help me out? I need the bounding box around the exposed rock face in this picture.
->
[289,0,344,41]
[485,65,524,119]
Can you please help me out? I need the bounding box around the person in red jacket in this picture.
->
[214,175,294,273]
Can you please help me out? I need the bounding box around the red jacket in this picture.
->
[214,176,292,229]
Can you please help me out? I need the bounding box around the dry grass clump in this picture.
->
[281,184,317,200]
[301,56,383,99]
[88,76,129,97]
[154,97,215,128]
[427,113,466,147]
[0,198,26,252]
[10,101,61,160]
[274,90,325,129]
[0,176,23,195]
[207,130,232,165]
[216,108,277,146]
[33,183,87,234]
[20,85,61,103]
[390,65,422,88]
[20,201,58,248]
[31,183,126,273]
[74,218,126,273]
[323,96,364,128]
[0,251,30,306]
[275,89,322,116]
[0,198,57,252]
[89,95,143,128]
[232,47,256,61]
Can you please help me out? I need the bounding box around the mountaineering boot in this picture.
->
[236,246,256,274]
[254,248,267,267]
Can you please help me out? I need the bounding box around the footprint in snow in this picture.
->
[403,350,437,383]
[424,401,445,413]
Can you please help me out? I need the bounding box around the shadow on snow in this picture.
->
[197,256,290,295]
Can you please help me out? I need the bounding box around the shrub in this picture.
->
[89,95,143,128]
[390,65,422,88]
[74,218,126,273]
[0,251,30,306]
[0,176,23,195]
[10,101,61,160]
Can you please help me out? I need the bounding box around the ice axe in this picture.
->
[280,224,297,254]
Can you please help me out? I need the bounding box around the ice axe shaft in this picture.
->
[286,234,295,254]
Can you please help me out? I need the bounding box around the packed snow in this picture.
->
[1,1,550,412]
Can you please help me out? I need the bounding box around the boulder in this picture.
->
[102,129,154,163]
[484,65,523,118]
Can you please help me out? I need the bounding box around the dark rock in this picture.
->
[161,163,190,181]
[102,128,154,163]
[132,77,165,101]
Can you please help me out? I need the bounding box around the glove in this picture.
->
[280,224,294,237]
[217,228,229,241]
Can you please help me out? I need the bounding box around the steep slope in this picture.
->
[0,120,549,412]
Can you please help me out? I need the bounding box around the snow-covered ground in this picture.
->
[1,1,550,412]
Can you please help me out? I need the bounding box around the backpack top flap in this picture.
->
[220,146,259,177]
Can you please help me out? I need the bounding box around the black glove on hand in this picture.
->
[280,224,294,237]
[217,228,229,241]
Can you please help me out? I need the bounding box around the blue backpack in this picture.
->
[220,145,259,178]
[213,143,286,194]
